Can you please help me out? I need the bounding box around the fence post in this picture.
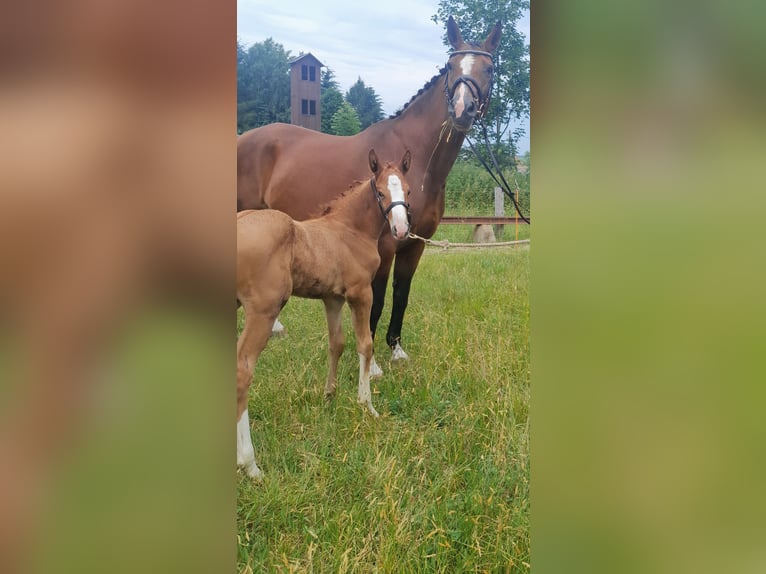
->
[493,186,504,240]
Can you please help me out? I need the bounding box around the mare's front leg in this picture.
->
[348,288,379,418]
[236,303,276,480]
[322,296,345,398]
[386,239,426,361]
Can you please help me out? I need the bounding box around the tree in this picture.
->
[321,68,345,133]
[345,78,384,130]
[237,37,291,133]
[330,101,362,135]
[432,1,530,169]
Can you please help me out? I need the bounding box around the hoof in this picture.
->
[241,461,263,481]
[359,399,379,418]
[271,318,286,338]
[369,356,384,378]
[391,342,409,362]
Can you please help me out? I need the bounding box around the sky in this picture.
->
[237,1,529,153]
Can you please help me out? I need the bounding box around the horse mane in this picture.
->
[388,65,447,119]
[388,41,487,119]
[313,179,366,218]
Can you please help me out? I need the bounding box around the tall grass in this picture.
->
[237,246,529,572]
[444,160,530,218]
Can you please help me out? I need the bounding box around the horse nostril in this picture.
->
[466,101,476,115]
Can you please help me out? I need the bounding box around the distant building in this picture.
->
[288,53,324,131]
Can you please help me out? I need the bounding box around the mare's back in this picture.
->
[237,123,378,220]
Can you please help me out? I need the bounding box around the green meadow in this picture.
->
[237,243,529,573]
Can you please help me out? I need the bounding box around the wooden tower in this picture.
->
[289,53,324,131]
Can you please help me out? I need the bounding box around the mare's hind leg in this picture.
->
[369,250,395,378]
[386,240,426,361]
[348,289,379,418]
[236,303,276,480]
[323,296,345,398]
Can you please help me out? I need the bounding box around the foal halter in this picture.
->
[444,49,495,118]
[370,177,411,223]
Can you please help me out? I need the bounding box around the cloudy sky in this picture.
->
[237,1,529,152]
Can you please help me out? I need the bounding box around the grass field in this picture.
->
[236,243,529,573]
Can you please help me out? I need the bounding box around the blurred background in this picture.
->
[2,0,765,572]
[532,1,766,573]
[0,1,235,572]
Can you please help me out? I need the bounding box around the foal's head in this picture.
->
[444,16,502,132]
[368,149,412,241]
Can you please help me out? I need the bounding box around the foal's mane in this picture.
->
[312,162,399,219]
[313,179,367,218]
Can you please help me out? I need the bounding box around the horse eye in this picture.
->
[487,65,494,75]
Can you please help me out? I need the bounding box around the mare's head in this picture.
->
[444,16,502,132]
[368,149,412,241]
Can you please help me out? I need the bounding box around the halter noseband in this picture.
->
[444,49,495,118]
[370,177,411,223]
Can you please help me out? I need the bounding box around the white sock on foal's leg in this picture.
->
[236,409,262,480]
[357,353,379,418]
[369,355,383,378]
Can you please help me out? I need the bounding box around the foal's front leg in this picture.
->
[348,289,379,418]
[236,304,275,480]
[323,297,345,398]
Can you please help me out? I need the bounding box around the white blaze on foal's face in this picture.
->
[452,54,475,118]
[387,174,409,240]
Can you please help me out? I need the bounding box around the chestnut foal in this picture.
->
[236,149,411,479]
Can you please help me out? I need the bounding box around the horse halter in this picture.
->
[444,49,495,119]
[370,177,411,224]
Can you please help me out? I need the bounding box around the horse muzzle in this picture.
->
[387,203,411,241]
[448,93,478,132]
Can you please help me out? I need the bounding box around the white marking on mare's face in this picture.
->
[460,54,475,76]
[452,54,476,118]
[386,174,409,240]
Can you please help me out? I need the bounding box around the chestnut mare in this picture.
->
[236,150,412,479]
[237,17,501,376]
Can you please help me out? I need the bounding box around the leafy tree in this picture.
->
[432,1,530,170]
[321,68,345,133]
[330,101,362,135]
[237,37,291,133]
[345,78,384,130]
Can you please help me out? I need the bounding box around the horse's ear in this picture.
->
[447,16,464,50]
[482,21,502,53]
[401,150,411,175]
[368,149,379,174]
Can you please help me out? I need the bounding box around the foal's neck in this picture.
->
[327,180,383,240]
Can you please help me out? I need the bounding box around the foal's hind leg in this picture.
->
[322,296,345,398]
[236,304,275,480]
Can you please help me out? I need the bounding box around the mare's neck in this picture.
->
[394,72,466,191]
